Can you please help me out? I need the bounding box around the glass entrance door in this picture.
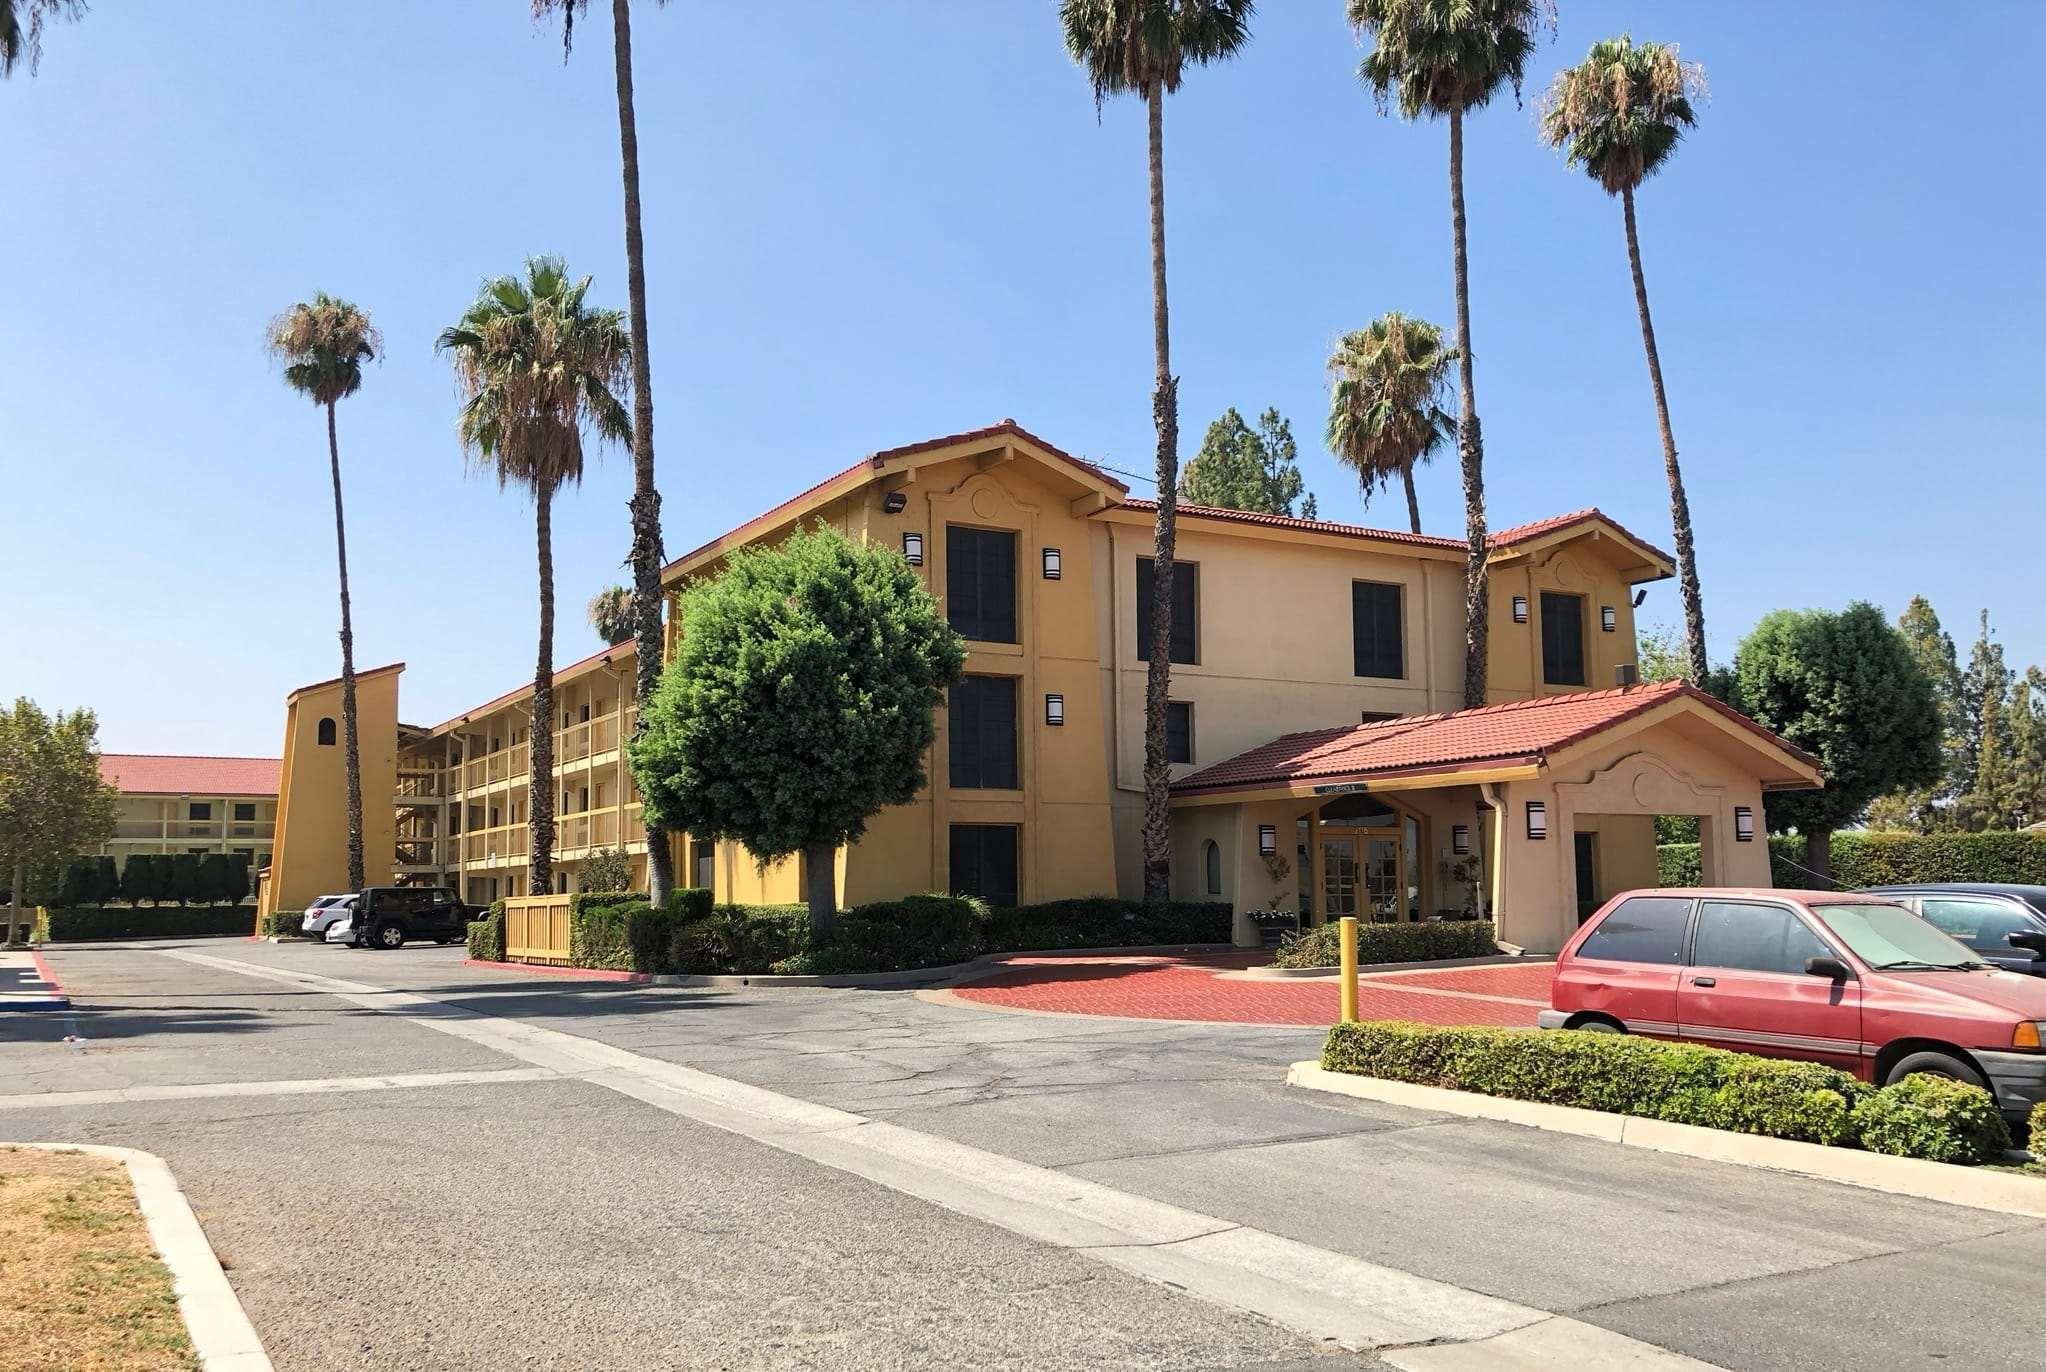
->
[1320,836,1359,919]
[1364,836,1402,922]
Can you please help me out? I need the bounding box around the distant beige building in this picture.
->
[100,754,282,873]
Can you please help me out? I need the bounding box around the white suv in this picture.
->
[300,894,357,938]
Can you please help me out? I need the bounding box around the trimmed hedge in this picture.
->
[466,900,506,962]
[34,905,255,942]
[1320,1021,2012,1163]
[984,898,1232,953]
[1657,830,2046,890]
[256,908,305,938]
[1273,919,1498,969]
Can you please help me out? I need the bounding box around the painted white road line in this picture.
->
[160,949,1724,1366]
[0,1066,562,1112]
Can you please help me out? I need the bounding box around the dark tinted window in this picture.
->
[317,717,337,746]
[946,526,1017,643]
[1136,557,1198,664]
[950,824,1019,908]
[1920,898,2038,954]
[1352,581,1404,679]
[1577,895,1691,965]
[949,676,1019,789]
[1693,900,1832,975]
[1204,840,1221,895]
[189,803,211,821]
[1541,592,1586,686]
[234,802,256,821]
[1166,701,1193,764]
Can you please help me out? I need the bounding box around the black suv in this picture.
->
[1865,884,2046,976]
[351,886,471,950]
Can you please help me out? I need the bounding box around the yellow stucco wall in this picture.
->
[262,666,400,919]
[1484,543,1649,701]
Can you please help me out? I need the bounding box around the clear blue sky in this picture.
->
[5,2,2041,756]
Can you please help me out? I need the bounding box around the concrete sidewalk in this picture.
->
[0,948,66,1010]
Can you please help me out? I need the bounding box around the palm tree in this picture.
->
[588,584,634,646]
[266,295,380,892]
[1,0,82,78]
[1541,35,1710,683]
[534,0,676,904]
[438,258,631,898]
[1326,312,1458,534]
[1347,0,1546,708]
[1060,0,1254,906]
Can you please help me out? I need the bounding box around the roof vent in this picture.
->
[1615,663,1640,689]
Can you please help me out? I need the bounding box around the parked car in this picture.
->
[1541,888,2046,1123]
[345,886,472,950]
[300,894,357,938]
[1862,884,2046,977]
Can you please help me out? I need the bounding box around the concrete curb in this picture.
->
[1287,1062,2046,1219]
[472,943,1238,991]
[7,1142,272,1370]
[1223,954,1548,982]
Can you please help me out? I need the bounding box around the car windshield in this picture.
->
[1812,901,1989,970]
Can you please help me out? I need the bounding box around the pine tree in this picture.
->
[1954,612,2014,831]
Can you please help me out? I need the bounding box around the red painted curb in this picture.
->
[29,948,70,1005]
[461,958,652,984]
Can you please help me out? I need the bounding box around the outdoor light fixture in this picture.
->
[1045,693,1065,726]
[1632,588,1648,608]
[1512,595,1529,624]
[1735,806,1755,842]
[1452,824,1470,856]
[882,490,908,514]
[1042,547,1062,580]
[1525,801,1547,841]
[1601,605,1617,633]
[901,531,924,565]
[1258,824,1277,857]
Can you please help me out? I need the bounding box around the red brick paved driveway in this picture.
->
[948,953,1554,1028]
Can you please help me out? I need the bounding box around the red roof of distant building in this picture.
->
[1174,681,1816,795]
[101,754,281,796]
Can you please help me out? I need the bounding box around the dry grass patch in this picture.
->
[0,1147,198,1372]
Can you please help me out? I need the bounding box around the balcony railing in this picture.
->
[449,711,628,795]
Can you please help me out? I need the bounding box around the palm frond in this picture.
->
[1059,0,1255,104]
[1346,0,1552,120]
[1326,311,1458,511]
[266,292,381,408]
[1539,34,1706,194]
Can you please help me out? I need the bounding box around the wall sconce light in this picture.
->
[1601,605,1617,633]
[1735,806,1755,842]
[1632,588,1648,608]
[901,531,924,565]
[882,490,908,514]
[1512,595,1529,624]
[1044,693,1065,726]
[1452,824,1470,856]
[1258,824,1277,857]
[1525,801,1547,841]
[1042,547,1062,580]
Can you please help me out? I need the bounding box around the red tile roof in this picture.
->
[1173,681,1817,795]
[1118,501,1674,567]
[101,754,281,796]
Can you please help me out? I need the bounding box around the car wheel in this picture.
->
[1567,1015,1625,1034]
[373,922,406,951]
[1883,1050,1987,1091]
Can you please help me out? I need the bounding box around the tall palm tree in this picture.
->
[1326,312,1458,534]
[1,0,82,78]
[1347,0,1546,708]
[1060,0,1254,906]
[266,295,380,892]
[1542,35,1710,683]
[534,0,676,903]
[438,258,631,898]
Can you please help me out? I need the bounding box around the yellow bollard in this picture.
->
[1338,915,1359,1023]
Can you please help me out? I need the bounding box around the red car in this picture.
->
[1542,888,2046,1123]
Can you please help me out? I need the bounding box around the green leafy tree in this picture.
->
[535,0,679,905]
[579,845,632,894]
[1326,311,1456,534]
[1348,0,1548,707]
[1731,604,1943,881]
[587,585,635,646]
[1,0,82,78]
[2008,668,2046,829]
[0,699,119,942]
[1870,596,1965,831]
[440,257,632,898]
[1061,0,1255,905]
[629,526,966,935]
[1541,35,1710,683]
[268,294,381,892]
[1178,407,1317,517]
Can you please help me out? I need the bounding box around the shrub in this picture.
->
[569,898,639,971]
[38,905,255,941]
[578,847,633,895]
[257,908,304,938]
[669,905,810,974]
[772,894,988,975]
[982,898,1232,953]
[1656,830,2046,890]
[1274,920,1498,969]
[2030,1101,2046,1158]
[466,900,506,962]
[1851,1074,2010,1164]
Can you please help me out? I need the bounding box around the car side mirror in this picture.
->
[2007,931,2046,957]
[1804,955,1852,981]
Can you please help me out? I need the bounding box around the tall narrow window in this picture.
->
[946,526,1018,643]
[949,824,1019,908]
[949,676,1020,789]
[1541,592,1587,686]
[1203,840,1222,895]
[1165,701,1193,765]
[317,717,336,746]
[1351,581,1405,680]
[1135,557,1198,664]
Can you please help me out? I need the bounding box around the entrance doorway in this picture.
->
[1573,833,1599,923]
[1316,794,1418,924]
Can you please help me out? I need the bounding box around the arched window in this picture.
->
[1203,840,1221,895]
[317,717,337,746]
